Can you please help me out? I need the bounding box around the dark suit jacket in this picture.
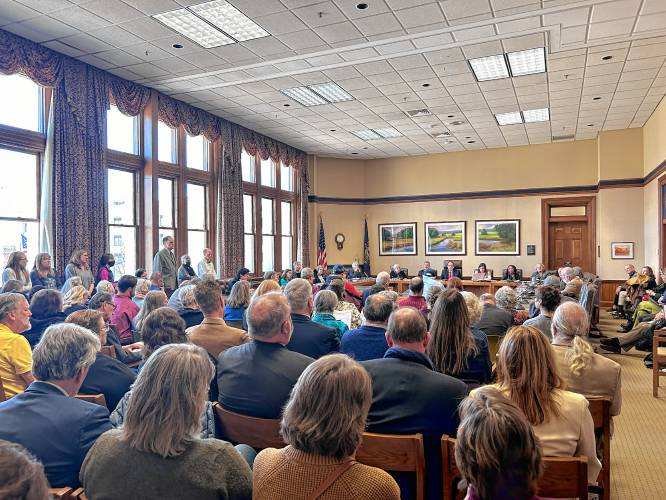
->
[502,269,523,281]
[286,313,340,359]
[475,303,513,337]
[217,340,313,418]
[440,268,462,280]
[390,270,407,279]
[418,267,437,278]
[0,381,112,488]
[79,352,135,411]
[363,348,468,500]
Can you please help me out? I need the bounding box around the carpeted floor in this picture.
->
[593,314,666,499]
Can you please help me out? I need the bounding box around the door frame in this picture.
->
[659,174,666,271]
[541,196,596,273]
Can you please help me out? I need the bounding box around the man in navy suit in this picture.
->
[284,278,339,359]
[440,260,462,280]
[0,323,112,488]
[362,307,468,499]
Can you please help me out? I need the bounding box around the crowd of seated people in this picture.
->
[0,246,628,500]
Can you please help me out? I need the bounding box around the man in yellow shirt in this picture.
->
[0,293,35,398]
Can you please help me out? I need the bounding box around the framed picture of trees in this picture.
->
[425,221,466,255]
[475,220,520,255]
[378,222,417,256]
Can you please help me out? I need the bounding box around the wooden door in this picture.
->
[548,221,592,270]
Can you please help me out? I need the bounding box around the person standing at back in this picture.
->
[152,236,177,297]
[197,248,216,278]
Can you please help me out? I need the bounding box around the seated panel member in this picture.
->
[440,260,462,280]
[473,262,492,280]
[348,261,366,280]
[418,260,437,278]
[389,264,407,280]
[502,264,521,281]
[531,263,548,283]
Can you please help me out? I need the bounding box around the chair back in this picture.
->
[356,432,426,500]
[225,319,244,330]
[48,487,86,499]
[653,329,666,397]
[441,435,589,499]
[75,393,107,407]
[587,396,611,500]
[212,402,284,449]
[100,345,116,359]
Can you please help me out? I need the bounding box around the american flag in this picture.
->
[317,217,327,269]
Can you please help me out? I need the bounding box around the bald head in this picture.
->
[551,301,589,340]
[388,307,427,344]
[246,292,292,342]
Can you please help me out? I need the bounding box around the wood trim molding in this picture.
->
[659,174,666,271]
[541,196,596,274]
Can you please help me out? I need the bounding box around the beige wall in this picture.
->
[644,96,666,176]
[309,125,666,280]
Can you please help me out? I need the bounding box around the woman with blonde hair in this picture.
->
[64,249,94,293]
[427,289,491,385]
[62,285,89,316]
[60,276,82,296]
[474,325,601,483]
[132,290,168,336]
[253,278,281,298]
[551,302,622,421]
[461,291,483,326]
[224,280,251,321]
[253,354,400,499]
[456,386,545,500]
[96,279,115,295]
[81,344,253,499]
[30,252,60,289]
[132,278,151,308]
[2,251,31,291]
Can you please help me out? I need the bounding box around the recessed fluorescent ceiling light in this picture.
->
[469,54,510,81]
[154,8,234,48]
[507,48,546,77]
[190,0,268,42]
[352,130,381,140]
[495,111,523,126]
[374,127,402,138]
[523,107,550,123]
[281,87,327,106]
[308,82,353,103]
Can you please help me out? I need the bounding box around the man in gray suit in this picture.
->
[152,236,176,296]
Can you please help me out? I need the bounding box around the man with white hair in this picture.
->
[0,293,34,398]
[284,278,339,359]
[0,324,112,488]
[561,266,584,300]
[217,293,313,418]
[196,248,216,278]
[362,271,391,306]
[389,264,407,280]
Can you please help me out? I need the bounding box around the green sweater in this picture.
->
[80,429,252,499]
[312,313,349,339]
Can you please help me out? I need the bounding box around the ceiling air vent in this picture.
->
[406,108,431,117]
[432,132,451,138]
[552,134,575,141]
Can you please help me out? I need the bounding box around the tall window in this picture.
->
[107,169,137,275]
[0,73,45,266]
[157,121,177,164]
[106,104,138,154]
[243,194,254,273]
[186,134,209,171]
[0,73,42,132]
[158,178,176,244]
[242,150,298,273]
[186,183,207,263]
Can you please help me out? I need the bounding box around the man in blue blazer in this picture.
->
[362,307,468,500]
[0,323,112,488]
[284,278,339,359]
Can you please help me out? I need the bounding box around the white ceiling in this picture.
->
[2,0,666,159]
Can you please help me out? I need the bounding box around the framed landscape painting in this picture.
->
[611,242,634,259]
[425,221,466,255]
[379,222,417,256]
[475,220,520,255]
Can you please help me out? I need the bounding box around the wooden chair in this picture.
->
[356,432,426,500]
[212,402,284,449]
[441,436,588,499]
[587,396,611,500]
[48,487,74,499]
[653,328,666,397]
[75,393,107,407]
[100,345,116,359]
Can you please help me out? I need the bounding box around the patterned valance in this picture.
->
[108,75,151,117]
[158,93,221,142]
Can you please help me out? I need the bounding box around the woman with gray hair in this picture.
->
[327,279,362,330]
[95,280,115,295]
[461,291,483,326]
[312,289,348,339]
[253,354,400,499]
[81,344,253,499]
[132,278,151,308]
[179,284,204,328]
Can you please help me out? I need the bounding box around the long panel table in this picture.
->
[352,278,526,296]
